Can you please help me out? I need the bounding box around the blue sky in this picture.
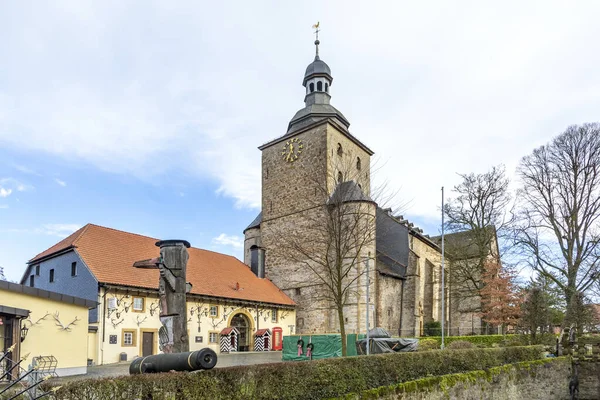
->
[2,1,600,282]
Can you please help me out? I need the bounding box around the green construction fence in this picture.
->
[282,333,366,361]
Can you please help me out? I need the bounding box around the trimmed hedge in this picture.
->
[48,346,544,400]
[419,334,515,348]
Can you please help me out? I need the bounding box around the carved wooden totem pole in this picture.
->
[155,240,192,353]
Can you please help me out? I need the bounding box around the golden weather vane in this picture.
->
[312,22,320,57]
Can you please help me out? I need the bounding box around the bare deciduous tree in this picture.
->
[443,165,512,321]
[515,123,600,329]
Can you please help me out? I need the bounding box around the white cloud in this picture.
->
[54,178,67,187]
[0,204,8,209]
[39,224,81,238]
[1,224,81,238]
[211,233,244,250]
[0,178,32,196]
[12,164,42,176]
[0,1,599,220]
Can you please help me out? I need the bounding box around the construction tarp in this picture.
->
[355,327,418,354]
[356,337,418,354]
[282,334,366,361]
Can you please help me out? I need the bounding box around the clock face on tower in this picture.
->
[281,137,303,163]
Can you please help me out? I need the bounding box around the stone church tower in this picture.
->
[243,38,377,334]
[243,38,486,337]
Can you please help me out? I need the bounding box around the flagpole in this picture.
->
[441,186,445,350]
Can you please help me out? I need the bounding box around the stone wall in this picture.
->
[343,358,572,400]
[400,251,419,336]
[578,362,600,400]
[376,272,404,335]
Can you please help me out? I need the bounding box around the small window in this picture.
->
[35,265,40,276]
[295,288,301,295]
[337,143,343,156]
[309,82,315,93]
[209,306,219,318]
[49,269,55,283]
[209,332,219,343]
[325,82,329,92]
[29,275,34,287]
[71,262,77,276]
[271,309,278,323]
[337,171,343,183]
[195,336,203,343]
[122,329,136,347]
[357,157,361,170]
[133,297,145,312]
[317,81,323,91]
[296,317,304,328]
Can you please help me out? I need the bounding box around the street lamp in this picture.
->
[20,324,29,343]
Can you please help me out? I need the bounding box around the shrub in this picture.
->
[418,338,439,351]
[447,340,475,350]
[423,320,442,336]
[419,334,509,348]
[49,346,544,400]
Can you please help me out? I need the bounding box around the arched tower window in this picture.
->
[317,81,323,91]
[309,83,315,93]
[325,82,329,92]
[356,157,362,170]
[337,171,343,183]
[337,143,343,156]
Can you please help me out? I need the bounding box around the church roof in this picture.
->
[375,208,409,278]
[287,103,350,134]
[430,226,497,260]
[26,224,295,307]
[244,211,262,232]
[303,56,332,85]
[327,181,375,205]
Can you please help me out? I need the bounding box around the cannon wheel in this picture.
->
[198,348,217,369]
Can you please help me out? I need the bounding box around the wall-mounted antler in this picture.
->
[23,312,52,327]
[149,301,159,316]
[111,317,125,329]
[52,312,80,331]
[135,315,148,326]
[115,294,127,306]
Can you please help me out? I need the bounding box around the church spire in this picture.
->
[303,22,332,106]
[313,21,320,60]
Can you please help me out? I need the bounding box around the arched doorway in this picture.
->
[231,313,251,351]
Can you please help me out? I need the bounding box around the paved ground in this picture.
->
[54,351,283,383]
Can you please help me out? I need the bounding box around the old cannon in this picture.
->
[129,348,217,374]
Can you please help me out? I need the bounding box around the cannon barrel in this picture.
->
[129,348,217,374]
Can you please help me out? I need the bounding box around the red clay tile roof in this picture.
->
[254,329,271,336]
[29,224,295,307]
[220,327,239,335]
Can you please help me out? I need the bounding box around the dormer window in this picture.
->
[337,143,343,156]
[325,83,329,92]
[317,81,323,91]
[309,83,315,93]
